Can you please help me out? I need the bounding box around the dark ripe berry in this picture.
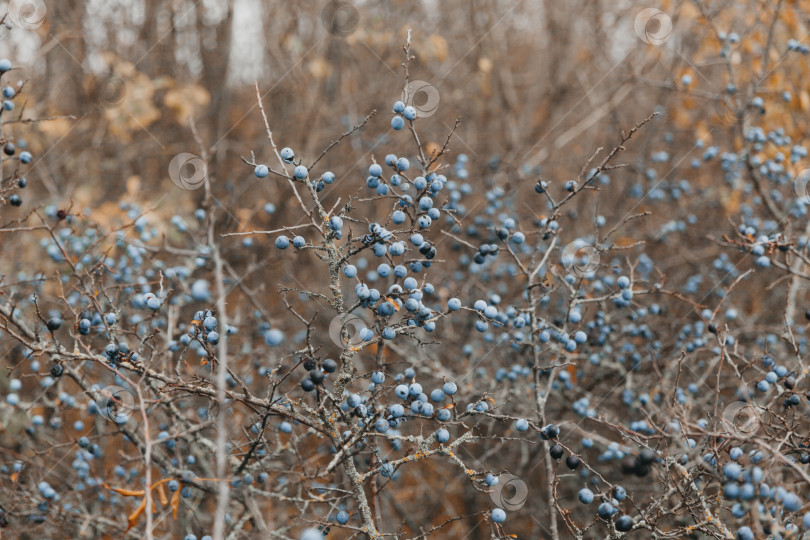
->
[633,464,650,477]
[3,142,14,155]
[785,394,800,407]
[615,515,634,532]
[638,448,656,465]
[799,453,810,464]
[426,247,436,260]
[473,253,486,265]
[46,318,62,331]
[565,455,580,470]
[784,375,795,390]
[9,194,21,206]
[56,209,67,220]
[544,424,560,438]
[302,357,316,371]
[805,309,810,321]
[301,378,315,392]
[50,364,64,377]
[479,244,491,255]
[621,456,638,475]
[488,244,499,254]
[322,358,338,373]
[708,324,717,334]
[419,242,432,255]
[17,177,26,188]
[309,369,325,385]
[496,228,508,240]
[549,444,564,460]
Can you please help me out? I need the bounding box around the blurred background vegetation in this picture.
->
[3,0,805,329]
[2,0,810,538]
[6,0,806,241]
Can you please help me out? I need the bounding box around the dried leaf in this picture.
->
[164,84,211,126]
[156,482,169,506]
[425,142,442,163]
[478,57,493,73]
[126,176,141,197]
[170,485,181,519]
[125,497,146,533]
[307,57,332,79]
[105,484,146,497]
[566,363,578,383]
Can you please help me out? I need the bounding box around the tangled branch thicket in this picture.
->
[0,2,809,539]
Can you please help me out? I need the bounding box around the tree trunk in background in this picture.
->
[198,0,233,171]
[140,0,159,57]
[541,0,575,133]
[47,0,86,113]
[138,0,176,79]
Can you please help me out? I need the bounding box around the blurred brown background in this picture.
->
[2,0,810,538]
